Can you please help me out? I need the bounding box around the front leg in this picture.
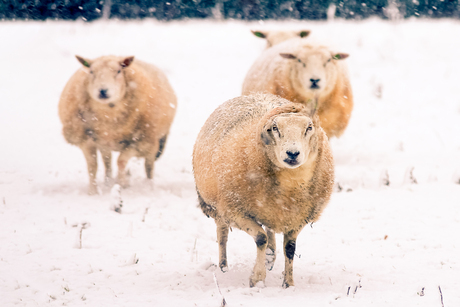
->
[99,147,113,186]
[265,227,276,271]
[282,228,302,288]
[117,148,137,188]
[80,142,98,195]
[232,215,268,287]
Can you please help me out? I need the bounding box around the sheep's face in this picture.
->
[76,56,134,107]
[261,114,316,169]
[280,48,348,97]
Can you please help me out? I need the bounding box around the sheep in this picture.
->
[192,93,334,288]
[242,40,353,138]
[251,30,310,48]
[58,55,177,195]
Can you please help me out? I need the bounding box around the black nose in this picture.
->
[286,151,300,159]
[99,89,109,99]
[310,78,320,89]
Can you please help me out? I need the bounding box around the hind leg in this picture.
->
[232,215,268,287]
[145,138,161,180]
[145,154,155,180]
[144,154,156,191]
[80,142,98,195]
[155,135,168,160]
[216,219,229,272]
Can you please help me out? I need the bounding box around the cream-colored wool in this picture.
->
[59,55,177,194]
[193,93,334,288]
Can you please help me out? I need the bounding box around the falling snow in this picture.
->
[0,18,460,306]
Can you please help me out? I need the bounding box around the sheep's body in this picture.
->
[59,55,177,194]
[242,40,353,138]
[193,93,334,287]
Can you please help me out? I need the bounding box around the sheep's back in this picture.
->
[124,59,177,140]
[197,94,290,146]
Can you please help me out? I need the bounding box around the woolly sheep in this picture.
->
[251,30,310,48]
[193,93,334,288]
[59,55,177,195]
[242,40,353,138]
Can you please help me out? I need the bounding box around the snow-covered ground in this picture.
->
[1,18,460,306]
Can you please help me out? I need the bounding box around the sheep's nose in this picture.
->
[286,151,300,159]
[310,78,320,89]
[99,89,109,99]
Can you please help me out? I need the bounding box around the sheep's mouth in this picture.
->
[283,158,299,167]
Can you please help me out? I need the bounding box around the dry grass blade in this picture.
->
[213,272,227,306]
[438,286,444,307]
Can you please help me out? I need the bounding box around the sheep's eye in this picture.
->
[272,126,278,132]
[305,126,313,134]
[90,70,93,74]
[117,70,121,74]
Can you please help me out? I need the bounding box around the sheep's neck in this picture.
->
[276,160,316,185]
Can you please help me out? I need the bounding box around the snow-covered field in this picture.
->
[1,17,460,306]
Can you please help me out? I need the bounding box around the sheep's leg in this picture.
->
[216,219,229,272]
[117,148,136,188]
[282,229,301,288]
[155,134,168,160]
[80,142,98,195]
[233,216,267,287]
[265,227,276,271]
[145,140,161,180]
[99,147,113,186]
[145,154,155,180]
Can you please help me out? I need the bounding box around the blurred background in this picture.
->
[1,0,458,22]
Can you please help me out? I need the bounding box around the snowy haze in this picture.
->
[0,18,460,306]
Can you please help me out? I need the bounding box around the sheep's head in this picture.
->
[76,55,134,107]
[260,103,318,169]
[280,46,348,98]
[252,30,310,48]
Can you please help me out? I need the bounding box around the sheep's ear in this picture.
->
[305,98,318,117]
[252,30,267,39]
[76,55,92,68]
[120,56,135,68]
[332,53,349,60]
[298,30,310,38]
[280,53,297,59]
